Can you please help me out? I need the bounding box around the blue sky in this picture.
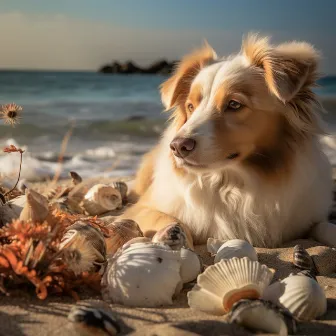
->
[1,0,336,72]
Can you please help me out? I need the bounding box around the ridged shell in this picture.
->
[110,181,128,200]
[105,219,144,254]
[19,189,49,222]
[262,275,327,321]
[68,304,120,335]
[187,257,274,315]
[229,299,296,336]
[180,248,203,283]
[60,221,107,274]
[292,245,315,271]
[214,239,258,263]
[207,238,226,255]
[83,184,122,216]
[102,242,182,307]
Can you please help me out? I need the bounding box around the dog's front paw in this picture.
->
[152,223,187,250]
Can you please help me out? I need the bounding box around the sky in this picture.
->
[1,0,336,73]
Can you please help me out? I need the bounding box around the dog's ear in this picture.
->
[160,42,217,110]
[242,34,319,103]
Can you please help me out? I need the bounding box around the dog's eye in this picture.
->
[227,100,242,111]
[187,103,194,112]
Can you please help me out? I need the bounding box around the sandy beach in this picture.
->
[0,171,335,336]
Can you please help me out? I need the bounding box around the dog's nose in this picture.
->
[170,137,196,158]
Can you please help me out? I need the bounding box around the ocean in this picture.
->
[0,70,335,183]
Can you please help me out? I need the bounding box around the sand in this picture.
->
[1,174,336,336]
[1,239,336,336]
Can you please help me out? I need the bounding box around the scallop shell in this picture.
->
[82,184,122,216]
[110,181,128,201]
[206,238,226,255]
[262,275,327,321]
[68,304,120,335]
[214,239,258,263]
[187,257,274,315]
[292,245,315,271]
[60,221,107,274]
[19,189,49,223]
[105,219,144,254]
[102,242,182,307]
[180,248,203,284]
[228,299,296,336]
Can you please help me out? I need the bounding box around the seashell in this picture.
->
[121,236,151,250]
[70,171,83,186]
[262,275,327,321]
[7,194,27,217]
[294,270,317,281]
[292,245,315,271]
[206,237,226,255]
[102,242,182,307]
[82,184,122,216]
[50,196,84,215]
[19,189,49,223]
[180,247,203,284]
[60,221,107,275]
[68,304,120,335]
[214,239,258,263]
[228,299,296,336]
[105,219,144,254]
[110,181,128,201]
[187,257,274,315]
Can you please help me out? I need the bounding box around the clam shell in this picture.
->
[187,257,274,315]
[102,242,182,307]
[229,299,296,336]
[180,248,203,284]
[206,238,226,255]
[214,239,258,263]
[262,275,327,321]
[60,221,107,274]
[68,304,120,335]
[110,181,128,201]
[292,245,315,271]
[19,189,49,223]
[83,184,122,216]
[105,219,144,254]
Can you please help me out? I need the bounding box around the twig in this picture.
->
[51,121,75,185]
[4,150,23,197]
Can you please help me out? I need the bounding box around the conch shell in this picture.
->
[19,189,49,223]
[105,219,144,254]
[82,184,122,216]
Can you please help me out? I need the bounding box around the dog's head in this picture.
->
[161,34,321,176]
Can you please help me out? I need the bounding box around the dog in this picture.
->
[121,34,334,249]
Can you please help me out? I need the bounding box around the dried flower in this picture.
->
[3,144,24,154]
[1,103,22,126]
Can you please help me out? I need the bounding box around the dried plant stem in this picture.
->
[4,151,23,197]
[51,121,75,185]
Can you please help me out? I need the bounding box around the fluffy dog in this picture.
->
[121,34,333,249]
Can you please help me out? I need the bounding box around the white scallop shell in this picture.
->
[207,238,226,255]
[214,239,258,263]
[262,275,327,321]
[180,248,203,283]
[187,257,274,315]
[82,184,122,215]
[102,242,182,307]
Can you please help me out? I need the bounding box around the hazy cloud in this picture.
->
[0,12,334,73]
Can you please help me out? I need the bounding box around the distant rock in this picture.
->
[98,59,178,75]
